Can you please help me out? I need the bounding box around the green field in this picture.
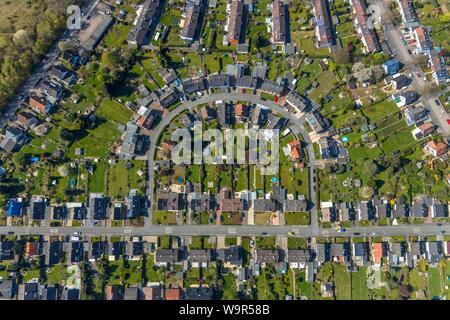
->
[96,99,133,125]
[285,212,310,225]
[362,100,398,123]
[382,128,415,154]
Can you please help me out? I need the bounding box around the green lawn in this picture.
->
[23,268,41,283]
[309,71,339,103]
[408,268,428,292]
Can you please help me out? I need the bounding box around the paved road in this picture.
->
[0,0,99,129]
[1,223,449,237]
[371,0,450,138]
[146,92,318,229]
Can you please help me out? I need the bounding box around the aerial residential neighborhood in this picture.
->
[0,0,449,303]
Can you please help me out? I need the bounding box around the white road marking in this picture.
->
[228,228,236,234]
[166,227,173,234]
[413,228,420,234]
[124,228,132,234]
[50,229,59,234]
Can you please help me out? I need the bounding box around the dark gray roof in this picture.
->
[124,287,142,300]
[45,241,62,266]
[432,203,448,218]
[157,192,184,211]
[312,0,336,48]
[159,89,180,108]
[394,201,409,218]
[411,201,427,218]
[373,198,390,218]
[0,241,15,261]
[80,14,114,51]
[89,194,108,220]
[272,0,288,43]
